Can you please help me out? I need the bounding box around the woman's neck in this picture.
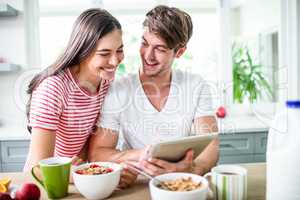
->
[70,65,101,94]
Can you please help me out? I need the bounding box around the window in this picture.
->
[217,0,280,119]
[229,0,280,105]
[39,16,75,68]
[38,0,219,83]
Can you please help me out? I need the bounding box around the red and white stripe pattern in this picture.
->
[29,69,110,157]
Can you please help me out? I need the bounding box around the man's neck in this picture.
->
[139,69,172,89]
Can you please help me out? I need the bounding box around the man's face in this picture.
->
[139,28,176,77]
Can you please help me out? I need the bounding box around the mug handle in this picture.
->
[204,172,214,199]
[31,165,44,187]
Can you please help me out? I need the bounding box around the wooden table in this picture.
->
[0,163,266,200]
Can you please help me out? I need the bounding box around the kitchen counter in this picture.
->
[218,115,269,134]
[0,163,266,200]
[0,123,30,141]
[0,115,30,140]
[0,115,269,141]
[0,124,30,140]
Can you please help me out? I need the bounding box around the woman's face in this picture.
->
[82,29,124,81]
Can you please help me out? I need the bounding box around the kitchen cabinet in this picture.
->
[0,3,20,72]
[0,63,20,72]
[0,140,29,172]
[219,134,254,156]
[0,3,18,17]
[219,131,268,164]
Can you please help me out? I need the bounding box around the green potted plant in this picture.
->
[232,43,273,103]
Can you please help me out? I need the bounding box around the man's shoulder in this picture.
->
[113,73,137,85]
[105,73,139,101]
[102,73,138,112]
[109,73,138,92]
[173,69,206,85]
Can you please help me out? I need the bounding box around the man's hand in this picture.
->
[127,149,194,177]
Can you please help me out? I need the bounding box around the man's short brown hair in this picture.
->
[143,5,193,51]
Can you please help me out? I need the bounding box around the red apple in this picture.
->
[216,106,226,118]
[0,193,13,200]
[15,183,40,200]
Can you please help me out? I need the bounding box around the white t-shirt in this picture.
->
[97,70,214,150]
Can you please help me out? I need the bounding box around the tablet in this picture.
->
[149,132,218,162]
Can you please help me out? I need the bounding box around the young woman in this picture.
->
[24,8,124,171]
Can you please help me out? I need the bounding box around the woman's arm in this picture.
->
[88,127,143,163]
[24,128,56,171]
[88,127,145,188]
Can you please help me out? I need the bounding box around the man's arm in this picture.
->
[88,127,143,163]
[134,115,219,176]
[192,115,219,175]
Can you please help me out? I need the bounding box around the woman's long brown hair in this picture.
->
[26,8,121,132]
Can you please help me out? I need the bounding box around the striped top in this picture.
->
[28,68,110,157]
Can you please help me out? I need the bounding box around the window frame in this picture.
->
[217,0,284,117]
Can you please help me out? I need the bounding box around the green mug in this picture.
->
[31,157,72,199]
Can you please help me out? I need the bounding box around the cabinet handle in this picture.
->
[220,144,234,148]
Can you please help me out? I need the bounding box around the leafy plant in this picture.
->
[232,43,273,103]
[117,63,126,76]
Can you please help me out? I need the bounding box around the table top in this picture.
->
[0,163,266,200]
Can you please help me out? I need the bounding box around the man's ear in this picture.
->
[175,46,186,58]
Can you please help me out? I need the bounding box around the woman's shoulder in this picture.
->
[36,70,70,94]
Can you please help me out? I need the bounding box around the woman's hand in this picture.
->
[71,156,85,166]
[115,146,151,189]
[70,156,86,183]
[118,164,138,189]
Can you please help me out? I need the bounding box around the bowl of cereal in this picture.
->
[149,173,211,200]
[72,162,122,200]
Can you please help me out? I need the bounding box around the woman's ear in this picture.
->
[175,47,187,58]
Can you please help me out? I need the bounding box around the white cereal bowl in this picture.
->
[149,173,210,200]
[72,162,122,200]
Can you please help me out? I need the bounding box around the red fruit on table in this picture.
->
[0,193,13,200]
[89,164,100,168]
[216,106,226,118]
[15,183,40,200]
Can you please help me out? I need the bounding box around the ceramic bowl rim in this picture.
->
[149,172,209,195]
[72,161,122,177]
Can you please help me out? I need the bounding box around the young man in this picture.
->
[88,5,219,188]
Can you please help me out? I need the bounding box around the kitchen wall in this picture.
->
[0,0,26,66]
[0,71,28,128]
[239,0,280,37]
[0,0,28,129]
[230,0,280,39]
